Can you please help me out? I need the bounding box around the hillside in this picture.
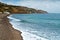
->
[0,2,47,14]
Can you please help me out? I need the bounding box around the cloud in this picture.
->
[0,0,2,2]
[17,1,60,13]
[19,0,60,1]
[1,0,60,2]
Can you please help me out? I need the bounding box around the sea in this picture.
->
[8,13,60,40]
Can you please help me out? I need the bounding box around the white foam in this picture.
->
[10,23,49,40]
[8,17,49,40]
[8,17,21,21]
[21,31,49,40]
[10,25,49,40]
[10,26,49,40]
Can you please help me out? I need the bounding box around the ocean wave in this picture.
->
[9,20,49,40]
[21,31,49,40]
[8,14,60,40]
[8,17,21,21]
[8,16,33,24]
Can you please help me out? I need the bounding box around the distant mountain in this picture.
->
[0,2,48,14]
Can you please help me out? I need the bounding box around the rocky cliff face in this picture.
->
[0,13,23,40]
[0,2,47,14]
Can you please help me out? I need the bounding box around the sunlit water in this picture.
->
[8,13,60,40]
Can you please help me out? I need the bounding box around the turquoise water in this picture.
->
[8,13,60,40]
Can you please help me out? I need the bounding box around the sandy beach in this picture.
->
[0,13,23,40]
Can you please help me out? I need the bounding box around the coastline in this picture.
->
[0,2,48,14]
[0,13,23,40]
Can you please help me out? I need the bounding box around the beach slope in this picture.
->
[0,13,23,40]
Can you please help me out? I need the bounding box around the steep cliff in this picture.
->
[0,2,47,14]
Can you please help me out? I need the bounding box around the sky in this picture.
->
[0,0,60,13]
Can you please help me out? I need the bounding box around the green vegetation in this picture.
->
[0,2,47,14]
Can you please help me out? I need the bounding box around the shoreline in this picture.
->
[0,13,23,40]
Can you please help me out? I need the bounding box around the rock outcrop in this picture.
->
[0,2,47,14]
[0,13,23,40]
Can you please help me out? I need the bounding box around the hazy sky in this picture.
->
[0,0,60,13]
